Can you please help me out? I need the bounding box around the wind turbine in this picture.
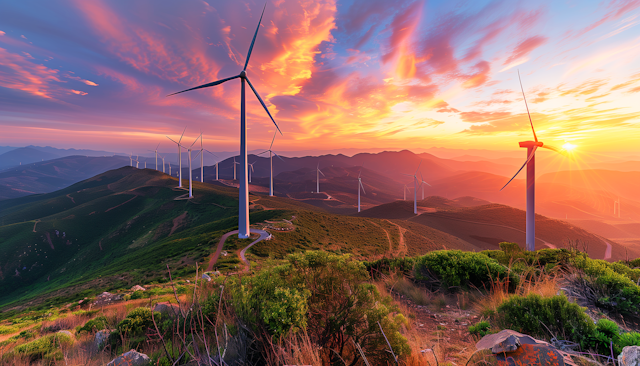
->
[204,149,219,180]
[168,3,282,238]
[166,127,187,188]
[420,172,431,200]
[129,153,133,167]
[134,155,140,169]
[186,134,201,198]
[160,155,166,173]
[233,157,240,180]
[248,161,256,183]
[357,165,366,213]
[403,185,408,201]
[403,161,422,214]
[148,143,160,170]
[316,163,325,193]
[199,133,204,183]
[501,71,565,251]
[257,131,285,196]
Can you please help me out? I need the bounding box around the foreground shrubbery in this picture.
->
[9,333,74,362]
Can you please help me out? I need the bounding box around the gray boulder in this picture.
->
[95,329,112,349]
[107,349,150,366]
[619,346,640,366]
[202,273,212,282]
[153,302,181,317]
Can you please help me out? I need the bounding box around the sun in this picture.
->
[562,143,577,151]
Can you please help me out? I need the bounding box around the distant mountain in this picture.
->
[0,155,131,200]
[0,147,61,171]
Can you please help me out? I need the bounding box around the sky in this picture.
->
[0,0,639,156]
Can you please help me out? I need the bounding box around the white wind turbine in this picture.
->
[248,161,256,183]
[134,155,140,169]
[357,165,366,213]
[316,163,325,193]
[168,3,281,238]
[199,133,204,183]
[204,149,220,180]
[501,71,566,251]
[420,172,430,200]
[403,161,422,214]
[160,155,166,173]
[129,153,133,167]
[185,134,202,199]
[233,157,240,180]
[257,131,285,196]
[166,127,187,188]
[148,143,160,170]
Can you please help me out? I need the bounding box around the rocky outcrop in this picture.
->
[107,349,150,366]
[94,292,124,307]
[475,330,576,366]
[619,346,640,366]
[131,285,146,292]
[153,302,181,317]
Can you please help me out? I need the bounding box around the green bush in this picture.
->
[497,294,640,357]
[469,321,491,337]
[571,256,640,315]
[232,251,410,364]
[110,307,162,349]
[414,250,518,291]
[76,316,109,333]
[14,333,74,361]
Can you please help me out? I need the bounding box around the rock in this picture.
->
[202,274,211,282]
[475,330,575,366]
[94,292,124,307]
[95,329,112,349]
[131,285,146,292]
[619,346,640,366]
[107,349,150,366]
[153,302,180,317]
[57,330,74,338]
[476,329,547,353]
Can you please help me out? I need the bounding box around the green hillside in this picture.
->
[0,167,471,314]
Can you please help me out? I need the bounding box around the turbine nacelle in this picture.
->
[239,70,247,79]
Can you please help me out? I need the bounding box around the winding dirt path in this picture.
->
[206,229,270,272]
[32,219,40,233]
[169,212,187,236]
[385,219,407,256]
[105,195,136,212]
[604,241,612,260]
[66,194,75,204]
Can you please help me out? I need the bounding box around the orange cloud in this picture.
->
[503,35,547,65]
[0,47,62,99]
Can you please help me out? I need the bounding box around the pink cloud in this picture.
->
[503,35,547,65]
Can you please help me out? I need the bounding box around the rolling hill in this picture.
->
[357,197,634,260]
[0,167,477,312]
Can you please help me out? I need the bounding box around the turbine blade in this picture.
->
[193,150,202,160]
[360,181,366,194]
[244,3,267,71]
[204,149,219,158]
[167,75,240,96]
[191,133,202,148]
[246,77,282,135]
[318,169,325,177]
[415,160,422,175]
[179,126,187,143]
[518,70,537,142]
[257,150,269,155]
[500,145,538,191]
[155,143,160,150]
[269,130,276,150]
[274,152,285,162]
[166,136,180,145]
[422,181,431,187]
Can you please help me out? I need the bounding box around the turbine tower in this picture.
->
[160,155,166,173]
[258,131,285,196]
[357,165,366,213]
[403,161,422,214]
[233,157,240,180]
[501,71,565,251]
[186,134,201,199]
[166,127,187,188]
[248,161,255,183]
[204,149,219,180]
[148,143,160,170]
[168,3,282,238]
[200,133,204,183]
[129,153,133,167]
[316,163,325,193]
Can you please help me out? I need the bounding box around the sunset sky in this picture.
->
[0,0,639,155]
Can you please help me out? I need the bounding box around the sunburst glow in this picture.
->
[562,143,577,151]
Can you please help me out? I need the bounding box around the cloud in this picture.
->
[0,47,63,99]
[459,110,512,123]
[434,101,459,113]
[503,35,547,65]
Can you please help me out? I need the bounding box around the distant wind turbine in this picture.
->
[316,163,325,193]
[357,165,366,213]
[233,157,240,180]
[166,126,187,188]
[186,134,201,198]
[134,155,140,169]
[204,149,219,180]
[148,143,160,171]
[129,153,133,167]
[501,71,566,251]
[403,184,408,201]
[167,3,281,238]
[420,172,430,200]
[160,155,166,173]
[403,161,422,214]
[248,161,256,183]
[199,133,204,183]
[257,131,285,196]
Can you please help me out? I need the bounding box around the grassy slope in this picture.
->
[1,168,472,313]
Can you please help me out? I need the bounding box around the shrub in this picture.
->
[110,307,162,349]
[76,316,108,334]
[497,294,595,349]
[14,333,74,361]
[414,250,518,291]
[469,321,491,337]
